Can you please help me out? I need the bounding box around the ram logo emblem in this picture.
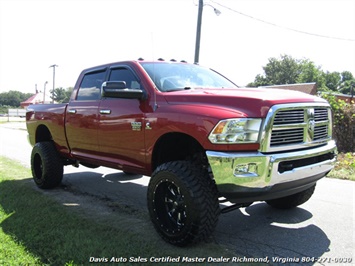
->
[307,108,315,140]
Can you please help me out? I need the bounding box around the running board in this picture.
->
[220,202,252,214]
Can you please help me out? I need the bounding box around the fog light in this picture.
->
[234,163,258,177]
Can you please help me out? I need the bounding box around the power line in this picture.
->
[211,0,355,42]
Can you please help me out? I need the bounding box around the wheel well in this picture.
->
[35,125,52,143]
[152,133,206,171]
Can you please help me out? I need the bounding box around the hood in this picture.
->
[163,87,326,117]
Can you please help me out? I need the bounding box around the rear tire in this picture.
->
[266,185,316,209]
[147,161,220,246]
[31,141,63,189]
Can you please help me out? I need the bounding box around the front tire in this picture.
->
[31,141,64,189]
[147,161,220,246]
[266,184,316,209]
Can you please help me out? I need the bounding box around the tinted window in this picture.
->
[109,68,140,89]
[77,71,105,100]
[140,62,237,92]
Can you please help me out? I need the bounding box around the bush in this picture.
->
[322,94,355,152]
[0,105,10,114]
[328,152,355,180]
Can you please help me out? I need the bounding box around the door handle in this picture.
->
[100,109,111,114]
[68,109,76,114]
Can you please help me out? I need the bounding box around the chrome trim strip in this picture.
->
[100,109,111,114]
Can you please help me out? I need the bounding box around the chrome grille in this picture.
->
[314,109,328,121]
[263,104,332,152]
[314,125,328,140]
[271,128,304,146]
[273,109,304,125]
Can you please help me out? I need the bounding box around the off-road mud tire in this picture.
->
[266,184,316,209]
[147,160,220,246]
[31,141,64,189]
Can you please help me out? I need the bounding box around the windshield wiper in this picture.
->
[164,88,183,92]
[164,87,203,92]
[164,87,191,92]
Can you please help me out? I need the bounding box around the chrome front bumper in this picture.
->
[206,140,337,199]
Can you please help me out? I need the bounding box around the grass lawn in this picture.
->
[327,152,355,181]
[0,156,234,266]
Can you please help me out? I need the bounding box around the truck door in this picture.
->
[98,66,146,172]
[65,69,106,160]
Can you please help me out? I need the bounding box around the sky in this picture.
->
[0,0,354,94]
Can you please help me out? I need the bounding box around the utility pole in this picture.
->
[43,81,48,103]
[49,64,58,103]
[194,0,220,64]
[194,0,203,64]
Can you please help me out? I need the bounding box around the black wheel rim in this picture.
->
[154,180,187,234]
[33,153,43,182]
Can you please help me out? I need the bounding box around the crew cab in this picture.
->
[26,59,337,246]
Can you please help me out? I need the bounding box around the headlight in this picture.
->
[208,118,262,144]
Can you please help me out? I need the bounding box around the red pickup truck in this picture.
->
[26,59,336,246]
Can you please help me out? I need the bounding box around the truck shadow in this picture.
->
[61,169,149,212]
[216,202,330,263]
[0,170,331,265]
[62,168,331,263]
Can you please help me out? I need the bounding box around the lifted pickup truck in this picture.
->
[27,59,336,246]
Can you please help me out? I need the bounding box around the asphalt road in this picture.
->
[1,122,354,265]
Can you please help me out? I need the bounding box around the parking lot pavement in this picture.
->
[0,116,26,123]
[0,121,27,130]
[0,122,31,167]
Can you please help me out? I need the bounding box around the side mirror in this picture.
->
[102,81,146,100]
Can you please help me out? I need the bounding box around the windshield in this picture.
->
[140,62,237,92]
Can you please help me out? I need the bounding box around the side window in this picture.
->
[109,68,140,90]
[77,71,106,101]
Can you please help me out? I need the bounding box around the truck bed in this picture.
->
[26,103,69,155]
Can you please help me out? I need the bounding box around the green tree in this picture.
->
[248,55,319,87]
[248,54,354,94]
[0,90,33,107]
[324,71,341,91]
[249,54,302,86]
[297,59,326,90]
[250,74,268,87]
[338,71,355,95]
[51,87,73,103]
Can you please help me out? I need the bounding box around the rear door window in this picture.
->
[77,71,106,100]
